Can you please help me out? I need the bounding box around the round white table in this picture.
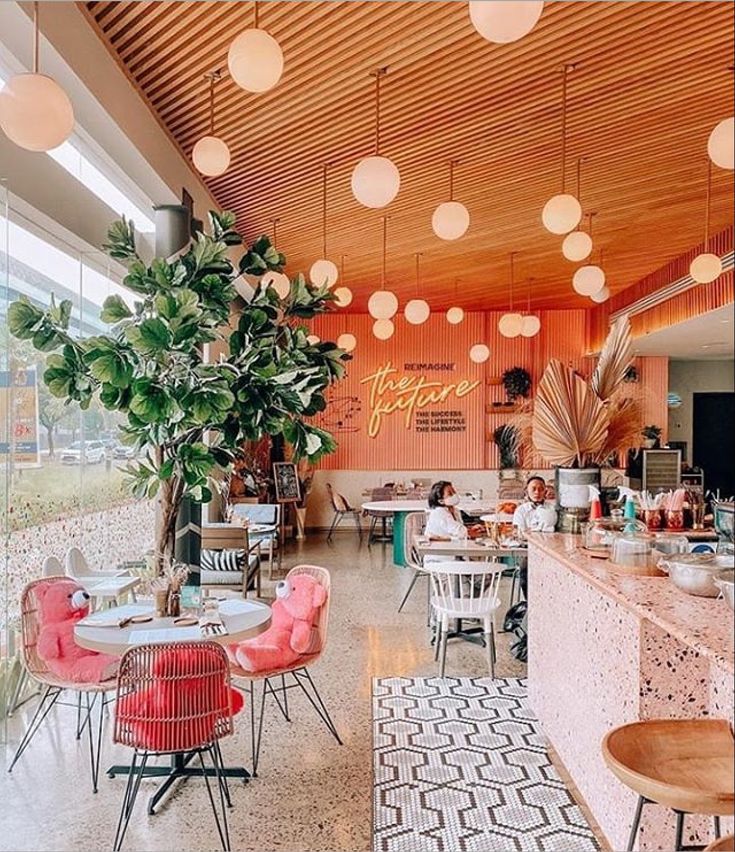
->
[360,500,497,566]
[74,598,271,811]
[75,598,271,655]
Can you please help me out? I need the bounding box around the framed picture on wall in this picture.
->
[273,462,301,503]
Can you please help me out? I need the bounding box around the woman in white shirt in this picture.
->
[425,481,484,544]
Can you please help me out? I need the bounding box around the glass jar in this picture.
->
[584,517,647,552]
[643,508,664,531]
[665,509,685,530]
[652,532,689,558]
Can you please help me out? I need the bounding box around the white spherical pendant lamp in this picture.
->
[309,259,338,288]
[262,270,291,299]
[520,315,541,337]
[572,265,606,296]
[337,333,357,352]
[498,312,523,338]
[368,290,398,320]
[404,299,430,325]
[708,117,734,170]
[542,193,582,235]
[228,28,284,93]
[469,344,491,364]
[562,229,593,262]
[0,73,74,152]
[590,286,610,304]
[351,155,400,209]
[690,252,722,284]
[373,318,395,341]
[432,201,470,241]
[469,0,544,44]
[192,135,231,177]
[446,306,465,325]
[333,286,353,308]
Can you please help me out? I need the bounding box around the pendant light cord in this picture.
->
[205,71,222,136]
[704,159,712,249]
[576,158,582,203]
[372,68,387,156]
[509,252,517,311]
[254,0,260,29]
[414,252,422,297]
[271,217,279,247]
[209,77,215,135]
[448,160,457,202]
[33,1,39,74]
[321,163,329,258]
[588,211,595,239]
[560,64,574,192]
[381,216,388,290]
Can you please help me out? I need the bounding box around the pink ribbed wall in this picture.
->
[310,309,667,470]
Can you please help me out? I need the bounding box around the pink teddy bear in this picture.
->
[228,574,327,673]
[36,579,119,684]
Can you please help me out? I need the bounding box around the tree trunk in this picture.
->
[155,478,183,575]
[46,426,55,459]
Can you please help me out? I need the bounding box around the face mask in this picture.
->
[443,494,460,507]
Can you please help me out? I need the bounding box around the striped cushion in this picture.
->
[200,548,246,572]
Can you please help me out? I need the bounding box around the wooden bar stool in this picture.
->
[602,719,735,851]
[704,835,735,852]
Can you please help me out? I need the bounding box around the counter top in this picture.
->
[527,532,735,674]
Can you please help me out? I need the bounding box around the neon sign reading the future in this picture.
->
[359,361,481,438]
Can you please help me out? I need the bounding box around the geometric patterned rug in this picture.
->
[373,677,600,852]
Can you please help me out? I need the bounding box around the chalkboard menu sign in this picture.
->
[273,462,301,503]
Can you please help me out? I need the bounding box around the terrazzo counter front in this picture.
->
[526,532,734,852]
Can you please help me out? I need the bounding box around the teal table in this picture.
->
[361,500,497,566]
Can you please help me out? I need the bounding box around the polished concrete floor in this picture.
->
[1,534,582,852]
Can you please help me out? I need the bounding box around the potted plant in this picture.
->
[293,458,315,540]
[516,316,641,530]
[642,425,662,449]
[502,367,532,402]
[8,211,349,573]
[493,424,520,477]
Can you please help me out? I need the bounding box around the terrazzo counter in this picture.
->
[526,532,734,852]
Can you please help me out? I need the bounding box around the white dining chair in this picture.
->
[64,546,127,579]
[42,555,64,577]
[397,512,428,615]
[423,560,505,678]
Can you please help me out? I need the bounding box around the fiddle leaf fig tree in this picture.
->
[8,211,348,571]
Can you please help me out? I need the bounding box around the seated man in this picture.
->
[512,476,557,534]
[511,476,558,601]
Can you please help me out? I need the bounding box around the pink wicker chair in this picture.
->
[230,564,341,776]
[7,577,116,792]
[112,642,236,851]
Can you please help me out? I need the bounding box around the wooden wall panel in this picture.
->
[306,308,664,471]
[587,226,734,353]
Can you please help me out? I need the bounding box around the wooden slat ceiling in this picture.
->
[82,0,734,311]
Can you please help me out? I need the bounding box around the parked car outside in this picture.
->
[112,443,138,460]
[60,440,106,465]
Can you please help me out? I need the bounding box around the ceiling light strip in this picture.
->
[609,250,734,324]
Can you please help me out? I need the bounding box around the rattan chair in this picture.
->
[230,564,341,776]
[7,577,116,792]
[326,484,363,542]
[112,642,236,851]
[397,512,429,615]
[424,560,505,678]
